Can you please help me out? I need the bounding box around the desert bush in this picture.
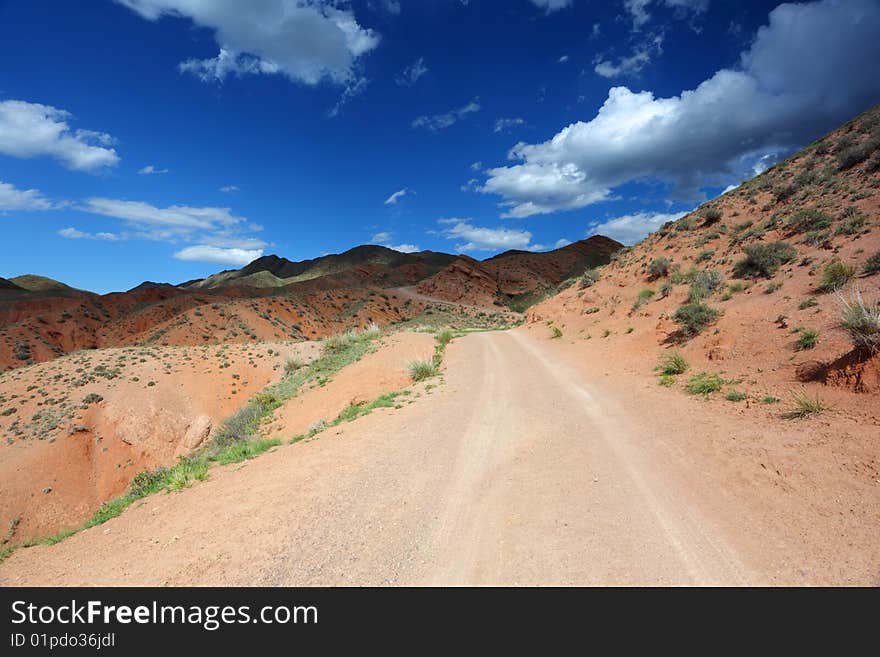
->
[648,257,672,280]
[733,242,797,278]
[788,208,832,233]
[656,351,688,375]
[579,268,601,288]
[696,249,715,263]
[796,328,819,350]
[687,270,724,303]
[408,359,438,382]
[838,290,880,354]
[633,289,655,309]
[685,372,725,395]
[784,388,830,419]
[836,137,880,170]
[818,259,855,292]
[725,390,748,402]
[284,356,305,374]
[673,303,720,337]
[435,329,455,346]
[82,393,104,405]
[864,252,880,275]
[550,326,563,339]
[702,207,722,224]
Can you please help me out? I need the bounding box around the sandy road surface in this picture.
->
[1,330,874,585]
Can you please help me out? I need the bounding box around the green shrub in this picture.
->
[702,207,722,224]
[725,390,748,402]
[761,395,780,404]
[673,303,720,337]
[796,328,819,350]
[658,374,676,386]
[550,326,563,339]
[284,356,305,374]
[864,252,880,275]
[633,288,655,309]
[788,208,832,233]
[733,242,797,278]
[648,257,672,280]
[838,290,880,354]
[409,359,438,382]
[685,372,726,395]
[696,249,715,263]
[687,270,724,302]
[784,388,830,419]
[435,329,455,346]
[818,259,855,292]
[656,351,688,375]
[798,297,818,310]
[579,268,602,288]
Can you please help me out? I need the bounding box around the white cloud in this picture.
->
[397,57,428,86]
[384,189,408,205]
[494,117,526,133]
[587,210,688,245]
[624,0,708,30]
[117,0,379,86]
[174,245,263,266]
[58,227,119,241]
[327,76,369,117]
[138,164,168,175]
[439,219,534,253]
[0,180,56,211]
[481,0,880,218]
[219,185,240,193]
[412,99,480,131]
[593,33,663,78]
[371,231,392,243]
[387,243,420,253]
[0,100,119,171]
[530,0,573,13]
[82,198,243,230]
[558,54,570,64]
[470,161,483,171]
[554,238,572,248]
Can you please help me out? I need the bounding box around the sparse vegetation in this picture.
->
[862,252,880,275]
[409,359,439,382]
[685,372,726,395]
[656,351,688,375]
[838,290,880,354]
[798,297,818,310]
[633,288,654,309]
[284,356,305,374]
[733,242,797,279]
[579,268,601,288]
[796,328,819,350]
[673,303,720,338]
[687,270,723,302]
[818,259,855,293]
[648,257,672,280]
[550,325,563,339]
[784,388,830,419]
[725,390,748,402]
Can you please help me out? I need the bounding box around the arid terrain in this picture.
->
[0,105,878,585]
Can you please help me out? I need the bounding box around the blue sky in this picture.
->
[1,0,879,293]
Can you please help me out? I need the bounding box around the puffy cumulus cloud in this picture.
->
[530,0,573,13]
[384,189,408,204]
[480,0,880,218]
[587,210,688,245]
[173,245,263,266]
[412,99,480,131]
[0,100,119,171]
[116,0,379,85]
[396,57,428,86]
[439,219,534,253]
[0,180,56,212]
[58,227,120,241]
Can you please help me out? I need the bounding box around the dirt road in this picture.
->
[1,330,875,585]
